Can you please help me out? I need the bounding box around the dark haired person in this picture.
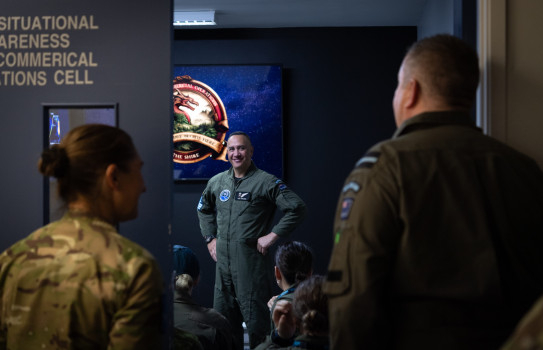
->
[268,241,313,336]
[0,124,162,349]
[173,245,234,350]
[197,131,307,349]
[256,275,329,350]
[325,34,543,350]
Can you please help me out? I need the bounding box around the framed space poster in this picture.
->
[173,64,283,181]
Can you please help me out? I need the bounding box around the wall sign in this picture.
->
[0,15,100,87]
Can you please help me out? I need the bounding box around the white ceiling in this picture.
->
[173,0,429,29]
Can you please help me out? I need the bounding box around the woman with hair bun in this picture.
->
[256,275,329,350]
[0,124,162,349]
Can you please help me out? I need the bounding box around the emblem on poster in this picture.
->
[173,75,229,164]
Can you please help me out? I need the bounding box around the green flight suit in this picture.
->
[324,111,543,350]
[0,210,163,349]
[198,163,306,349]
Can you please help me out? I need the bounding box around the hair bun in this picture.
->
[38,145,70,178]
[302,309,327,334]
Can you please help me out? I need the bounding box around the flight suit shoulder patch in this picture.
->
[340,198,355,220]
[275,179,287,191]
[342,181,361,194]
[355,151,381,169]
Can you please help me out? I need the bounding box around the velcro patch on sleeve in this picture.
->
[340,198,355,220]
[276,179,287,191]
[355,151,381,169]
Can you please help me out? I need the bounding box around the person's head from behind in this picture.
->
[293,275,328,336]
[226,131,254,176]
[38,124,145,224]
[173,245,200,297]
[393,34,480,126]
[275,241,313,289]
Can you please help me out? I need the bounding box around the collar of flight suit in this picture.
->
[227,161,258,180]
[393,110,481,139]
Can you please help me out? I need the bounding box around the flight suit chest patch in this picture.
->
[235,192,251,201]
[219,189,231,202]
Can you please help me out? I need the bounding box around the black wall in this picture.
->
[172,27,417,307]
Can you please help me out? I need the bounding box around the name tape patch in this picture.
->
[235,192,251,201]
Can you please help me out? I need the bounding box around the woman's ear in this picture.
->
[274,266,282,281]
[104,164,120,190]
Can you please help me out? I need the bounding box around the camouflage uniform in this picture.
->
[324,111,543,350]
[0,211,163,350]
[198,162,306,349]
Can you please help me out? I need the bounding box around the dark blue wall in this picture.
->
[172,27,417,307]
[0,0,172,348]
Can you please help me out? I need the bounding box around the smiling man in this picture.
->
[197,131,307,350]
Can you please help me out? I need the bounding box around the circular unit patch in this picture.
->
[219,189,231,202]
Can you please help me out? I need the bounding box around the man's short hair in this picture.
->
[228,131,252,147]
[404,34,480,110]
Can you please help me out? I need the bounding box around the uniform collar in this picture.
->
[63,210,116,231]
[174,290,197,305]
[293,334,329,349]
[227,161,258,180]
[393,111,480,139]
[278,284,297,298]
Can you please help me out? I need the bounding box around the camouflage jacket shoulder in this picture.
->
[0,211,162,349]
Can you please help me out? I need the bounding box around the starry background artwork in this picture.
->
[173,65,283,181]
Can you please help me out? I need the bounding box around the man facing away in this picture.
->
[197,131,307,349]
[324,34,543,350]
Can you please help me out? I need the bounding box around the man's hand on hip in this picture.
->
[257,232,279,255]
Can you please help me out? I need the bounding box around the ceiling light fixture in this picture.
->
[173,10,216,26]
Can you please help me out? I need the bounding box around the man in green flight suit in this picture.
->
[197,131,306,350]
